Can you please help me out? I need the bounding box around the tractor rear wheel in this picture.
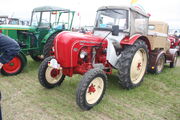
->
[76,68,107,110]
[29,34,44,62]
[1,53,27,76]
[117,40,148,89]
[43,32,59,58]
[29,52,44,62]
[170,52,178,68]
[38,56,65,89]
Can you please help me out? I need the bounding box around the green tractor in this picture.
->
[0,6,75,75]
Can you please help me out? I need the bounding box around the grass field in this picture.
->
[0,57,179,120]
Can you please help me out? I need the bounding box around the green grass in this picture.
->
[0,56,179,120]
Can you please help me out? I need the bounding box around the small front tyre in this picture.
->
[76,68,107,110]
[38,56,65,89]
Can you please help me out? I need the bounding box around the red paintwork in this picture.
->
[88,84,96,93]
[168,35,180,49]
[54,31,109,76]
[120,34,151,50]
[120,35,138,45]
[50,69,60,78]
[2,57,21,73]
[53,31,152,77]
[137,63,141,70]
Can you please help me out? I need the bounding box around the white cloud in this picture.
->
[0,0,179,28]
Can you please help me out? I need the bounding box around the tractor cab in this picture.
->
[31,6,75,39]
[93,6,149,38]
[0,16,22,25]
[0,16,8,25]
[93,6,149,67]
[0,6,75,76]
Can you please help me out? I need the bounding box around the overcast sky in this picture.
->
[0,0,180,29]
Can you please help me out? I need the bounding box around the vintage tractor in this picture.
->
[0,16,23,25]
[38,6,178,110]
[147,21,178,72]
[0,16,8,25]
[168,35,180,55]
[0,6,75,75]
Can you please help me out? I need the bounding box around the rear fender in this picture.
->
[120,34,151,50]
[41,30,61,44]
[166,48,178,62]
[148,50,165,70]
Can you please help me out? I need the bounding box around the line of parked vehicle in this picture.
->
[0,5,179,110]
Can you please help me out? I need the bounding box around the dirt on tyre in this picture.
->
[1,53,26,76]
[76,68,107,110]
[117,40,148,89]
[170,52,178,68]
[38,56,65,89]
[43,32,60,58]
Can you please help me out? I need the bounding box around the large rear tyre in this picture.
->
[38,56,65,89]
[148,54,165,74]
[170,52,178,68]
[43,33,59,58]
[1,53,26,76]
[29,34,44,62]
[117,40,148,89]
[76,68,107,110]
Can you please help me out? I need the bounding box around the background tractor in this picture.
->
[0,16,24,25]
[38,6,178,110]
[0,6,75,75]
[168,35,180,55]
[147,21,178,73]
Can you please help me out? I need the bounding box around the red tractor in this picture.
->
[38,6,178,110]
[168,35,180,55]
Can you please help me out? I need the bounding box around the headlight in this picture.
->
[80,51,87,59]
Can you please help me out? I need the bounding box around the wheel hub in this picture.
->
[2,56,21,73]
[50,69,60,78]
[85,77,104,104]
[88,84,96,93]
[137,62,141,70]
[45,66,63,84]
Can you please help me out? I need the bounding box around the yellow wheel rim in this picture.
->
[45,66,63,84]
[157,56,164,72]
[85,77,104,104]
[130,48,147,84]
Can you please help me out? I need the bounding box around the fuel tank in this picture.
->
[54,31,107,68]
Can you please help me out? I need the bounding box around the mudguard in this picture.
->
[148,50,165,70]
[120,34,151,50]
[41,30,61,44]
[166,48,178,62]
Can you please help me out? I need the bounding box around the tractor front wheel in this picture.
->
[117,40,148,89]
[76,68,107,110]
[38,56,65,89]
[1,53,26,76]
